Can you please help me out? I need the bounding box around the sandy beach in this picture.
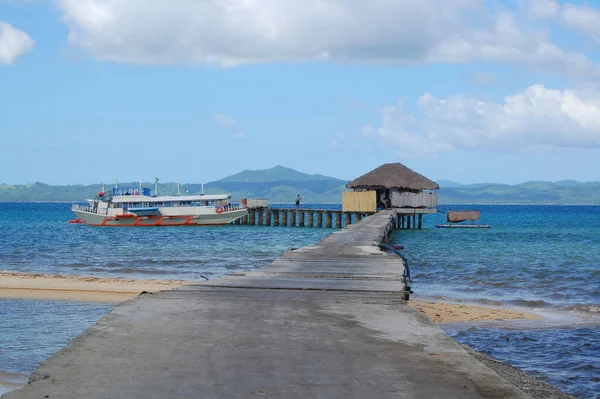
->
[1,272,543,322]
[410,300,543,323]
[0,272,194,303]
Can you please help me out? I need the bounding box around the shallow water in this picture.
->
[0,299,113,395]
[392,204,600,398]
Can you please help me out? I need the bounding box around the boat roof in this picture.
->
[111,194,229,203]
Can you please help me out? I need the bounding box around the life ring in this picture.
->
[216,206,223,214]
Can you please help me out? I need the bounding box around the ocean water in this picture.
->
[0,203,332,280]
[392,204,600,399]
[0,203,598,398]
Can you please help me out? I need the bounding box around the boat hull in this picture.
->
[73,209,248,227]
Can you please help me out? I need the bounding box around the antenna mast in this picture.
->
[154,177,159,197]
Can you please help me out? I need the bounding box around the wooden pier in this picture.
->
[235,208,429,230]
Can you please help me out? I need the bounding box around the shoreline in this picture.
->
[0,272,194,303]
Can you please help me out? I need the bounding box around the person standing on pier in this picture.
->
[295,194,301,210]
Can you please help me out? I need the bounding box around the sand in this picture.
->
[0,272,543,322]
[410,300,544,323]
[0,272,195,303]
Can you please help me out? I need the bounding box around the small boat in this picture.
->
[71,179,247,227]
[436,210,490,229]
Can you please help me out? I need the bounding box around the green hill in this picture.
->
[2,168,600,204]
[219,165,335,183]
[205,166,347,202]
[438,181,600,204]
[0,166,349,203]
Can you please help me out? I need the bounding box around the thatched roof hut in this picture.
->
[347,163,439,191]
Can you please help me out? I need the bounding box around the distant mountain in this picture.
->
[205,166,348,203]
[436,180,463,187]
[2,168,600,204]
[439,181,600,204]
[0,166,349,203]
[219,165,336,183]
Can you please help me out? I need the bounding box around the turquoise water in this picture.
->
[0,203,598,398]
[392,204,599,399]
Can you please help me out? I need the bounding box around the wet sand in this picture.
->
[0,272,194,303]
[410,300,544,323]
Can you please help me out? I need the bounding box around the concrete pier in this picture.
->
[5,211,560,399]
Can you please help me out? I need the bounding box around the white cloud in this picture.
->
[561,4,600,38]
[213,113,246,139]
[369,84,600,156]
[528,0,600,38]
[0,21,34,65]
[53,0,600,77]
[361,125,375,138]
[214,113,235,127]
[528,0,559,19]
[329,133,346,148]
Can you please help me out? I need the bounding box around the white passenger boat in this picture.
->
[71,182,247,227]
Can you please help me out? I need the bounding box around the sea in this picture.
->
[0,203,598,398]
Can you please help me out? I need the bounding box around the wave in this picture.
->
[558,304,600,315]
[506,299,553,308]
[87,267,172,275]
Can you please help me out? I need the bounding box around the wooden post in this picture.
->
[258,210,264,225]
[307,211,314,227]
[326,212,332,228]
[346,213,352,226]
[266,209,271,226]
[273,210,280,227]
[249,210,255,225]
[418,214,423,230]
[242,214,248,225]
[413,215,416,230]
[335,211,342,229]
[281,210,288,227]
[290,211,296,227]
[299,211,305,227]
[407,215,411,229]
[316,212,322,228]
[356,213,362,222]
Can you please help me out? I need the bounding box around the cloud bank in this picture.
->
[53,0,600,76]
[367,85,600,155]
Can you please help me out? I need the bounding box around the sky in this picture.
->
[2,0,600,185]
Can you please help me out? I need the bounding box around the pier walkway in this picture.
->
[6,211,559,399]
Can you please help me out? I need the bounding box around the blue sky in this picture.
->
[2,0,600,185]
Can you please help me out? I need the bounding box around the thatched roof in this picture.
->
[347,163,439,191]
